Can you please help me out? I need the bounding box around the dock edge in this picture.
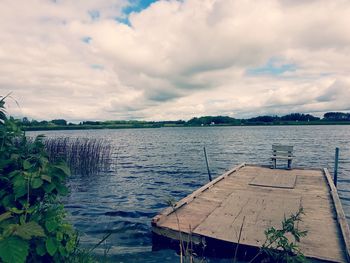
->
[324,168,350,262]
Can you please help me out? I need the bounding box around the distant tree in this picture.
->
[323,112,350,121]
[22,117,30,125]
[304,114,320,121]
[158,120,186,125]
[187,117,201,125]
[39,120,48,125]
[31,120,39,126]
[176,120,186,124]
[82,121,101,125]
[51,119,67,126]
[281,113,319,122]
[187,116,237,125]
[248,115,279,123]
[212,116,237,124]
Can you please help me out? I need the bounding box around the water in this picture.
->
[29,126,350,262]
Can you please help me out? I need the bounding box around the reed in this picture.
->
[44,137,112,176]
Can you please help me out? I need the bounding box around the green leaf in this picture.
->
[31,177,43,189]
[23,160,32,170]
[0,236,29,263]
[56,232,63,242]
[0,212,11,222]
[13,175,27,199]
[35,243,46,256]
[58,245,67,256]
[1,195,14,209]
[43,183,55,193]
[26,206,36,214]
[41,174,52,183]
[45,220,58,233]
[54,163,71,176]
[19,215,25,225]
[66,238,75,253]
[46,237,58,256]
[10,154,19,161]
[56,184,69,196]
[8,170,20,178]
[14,221,45,240]
[40,156,49,166]
[9,207,24,214]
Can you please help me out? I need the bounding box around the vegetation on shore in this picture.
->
[0,97,96,262]
[18,112,350,131]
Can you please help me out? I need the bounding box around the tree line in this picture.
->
[17,111,350,130]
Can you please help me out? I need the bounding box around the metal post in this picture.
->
[204,146,212,182]
[334,147,339,187]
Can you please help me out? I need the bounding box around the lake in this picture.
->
[29,126,350,262]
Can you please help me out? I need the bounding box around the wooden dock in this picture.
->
[152,164,350,262]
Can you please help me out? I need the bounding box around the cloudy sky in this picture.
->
[1,0,350,122]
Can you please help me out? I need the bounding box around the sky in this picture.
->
[0,0,350,122]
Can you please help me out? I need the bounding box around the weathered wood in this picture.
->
[334,147,339,187]
[271,144,294,169]
[272,145,294,152]
[152,225,205,245]
[270,156,293,160]
[249,172,297,189]
[194,190,302,246]
[152,163,246,226]
[152,165,349,262]
[324,168,350,262]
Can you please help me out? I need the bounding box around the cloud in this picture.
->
[0,0,350,121]
[315,79,350,111]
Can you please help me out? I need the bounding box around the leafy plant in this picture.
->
[0,96,87,262]
[250,206,308,263]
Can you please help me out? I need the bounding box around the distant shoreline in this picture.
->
[23,121,350,131]
[20,112,350,131]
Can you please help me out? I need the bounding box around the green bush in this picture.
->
[0,96,81,262]
[250,206,308,263]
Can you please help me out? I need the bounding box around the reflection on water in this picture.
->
[29,126,350,262]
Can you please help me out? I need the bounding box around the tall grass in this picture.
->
[44,137,112,176]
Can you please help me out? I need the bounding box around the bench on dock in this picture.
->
[271,144,294,169]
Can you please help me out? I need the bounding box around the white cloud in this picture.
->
[0,0,350,121]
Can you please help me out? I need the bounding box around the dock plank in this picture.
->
[249,172,297,188]
[152,164,349,262]
[194,189,302,246]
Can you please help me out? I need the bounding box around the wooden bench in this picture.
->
[271,145,294,169]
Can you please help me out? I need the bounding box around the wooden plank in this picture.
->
[152,163,245,226]
[272,145,293,152]
[193,190,302,246]
[156,197,222,232]
[249,173,297,189]
[271,156,293,160]
[152,225,205,245]
[324,168,350,262]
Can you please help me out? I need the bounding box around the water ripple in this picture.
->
[29,126,350,262]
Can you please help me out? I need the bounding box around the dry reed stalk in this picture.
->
[233,216,245,263]
[43,137,112,176]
